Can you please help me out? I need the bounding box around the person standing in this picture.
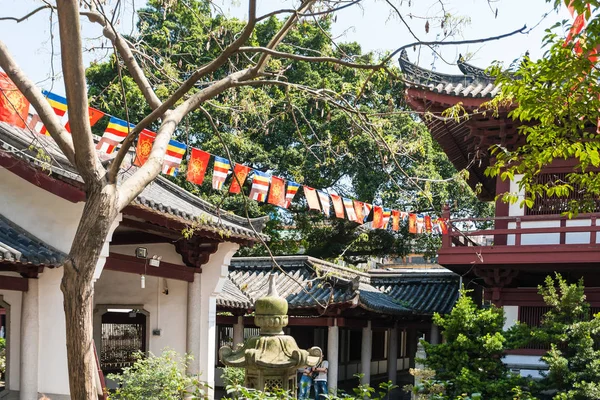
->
[313,359,329,399]
[298,366,313,399]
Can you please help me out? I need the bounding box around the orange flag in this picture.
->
[437,218,449,234]
[303,186,321,211]
[229,164,251,194]
[391,210,400,231]
[65,107,104,133]
[425,215,433,233]
[408,213,417,234]
[134,129,156,167]
[372,206,384,229]
[186,148,211,185]
[353,201,364,225]
[330,194,345,219]
[267,176,286,207]
[0,72,29,128]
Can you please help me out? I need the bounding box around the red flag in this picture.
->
[65,107,104,133]
[303,186,321,211]
[229,164,251,194]
[391,210,400,231]
[267,176,286,207]
[372,206,384,229]
[353,201,364,225]
[134,129,156,167]
[330,194,345,219]
[437,218,449,234]
[0,72,29,128]
[425,215,433,233]
[408,214,417,234]
[186,148,210,185]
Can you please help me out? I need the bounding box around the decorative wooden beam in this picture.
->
[175,235,220,269]
[104,252,198,282]
[0,275,29,291]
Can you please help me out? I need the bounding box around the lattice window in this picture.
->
[100,311,146,373]
[526,173,600,215]
[264,378,284,392]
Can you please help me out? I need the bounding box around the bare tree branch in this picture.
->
[0,5,52,23]
[0,40,76,165]
[238,46,381,70]
[253,0,317,73]
[57,0,102,182]
[107,0,258,182]
[256,0,362,22]
[83,9,163,110]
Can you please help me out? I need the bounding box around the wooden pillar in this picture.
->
[21,278,39,400]
[386,323,398,384]
[360,321,372,385]
[327,322,339,394]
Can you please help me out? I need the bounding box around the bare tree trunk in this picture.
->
[61,183,118,400]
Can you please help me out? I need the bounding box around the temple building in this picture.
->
[400,49,600,376]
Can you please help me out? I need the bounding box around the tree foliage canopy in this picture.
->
[87,0,491,261]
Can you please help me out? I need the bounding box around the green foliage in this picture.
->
[107,349,208,399]
[486,1,600,215]
[0,337,5,377]
[418,290,530,399]
[507,274,600,399]
[86,0,491,261]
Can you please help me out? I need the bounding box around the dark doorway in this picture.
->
[100,310,147,375]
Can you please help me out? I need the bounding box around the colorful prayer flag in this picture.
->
[330,194,345,219]
[42,90,68,117]
[267,176,286,207]
[425,215,433,233]
[372,206,384,229]
[98,116,135,154]
[304,186,321,211]
[229,164,251,194]
[212,156,231,190]
[382,209,392,229]
[0,72,29,129]
[65,107,104,133]
[161,139,186,176]
[416,214,425,234]
[363,203,373,223]
[249,171,270,202]
[39,91,68,135]
[437,218,449,234]
[284,181,301,208]
[187,148,210,185]
[317,191,331,216]
[391,210,400,231]
[400,211,408,221]
[353,201,365,225]
[343,198,357,222]
[408,213,417,234]
[133,129,156,166]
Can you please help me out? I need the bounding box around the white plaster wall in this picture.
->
[565,218,592,244]
[37,268,70,395]
[0,169,84,254]
[110,243,186,266]
[503,305,519,331]
[508,175,525,217]
[93,270,188,356]
[0,284,22,391]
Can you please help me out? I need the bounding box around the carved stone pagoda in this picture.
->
[219,275,322,394]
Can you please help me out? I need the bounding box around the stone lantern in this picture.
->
[219,275,322,395]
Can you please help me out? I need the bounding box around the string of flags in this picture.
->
[23,90,448,235]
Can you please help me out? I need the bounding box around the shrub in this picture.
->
[107,349,207,399]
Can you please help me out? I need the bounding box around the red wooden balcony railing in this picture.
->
[441,206,600,249]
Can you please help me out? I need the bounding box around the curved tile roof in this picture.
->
[0,122,267,242]
[227,256,412,316]
[0,214,66,266]
[371,272,460,315]
[399,49,501,98]
[217,279,253,310]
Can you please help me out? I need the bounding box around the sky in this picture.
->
[0,0,571,96]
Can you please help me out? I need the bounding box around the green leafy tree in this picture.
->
[418,290,530,399]
[507,274,600,399]
[487,1,600,215]
[87,0,492,262]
